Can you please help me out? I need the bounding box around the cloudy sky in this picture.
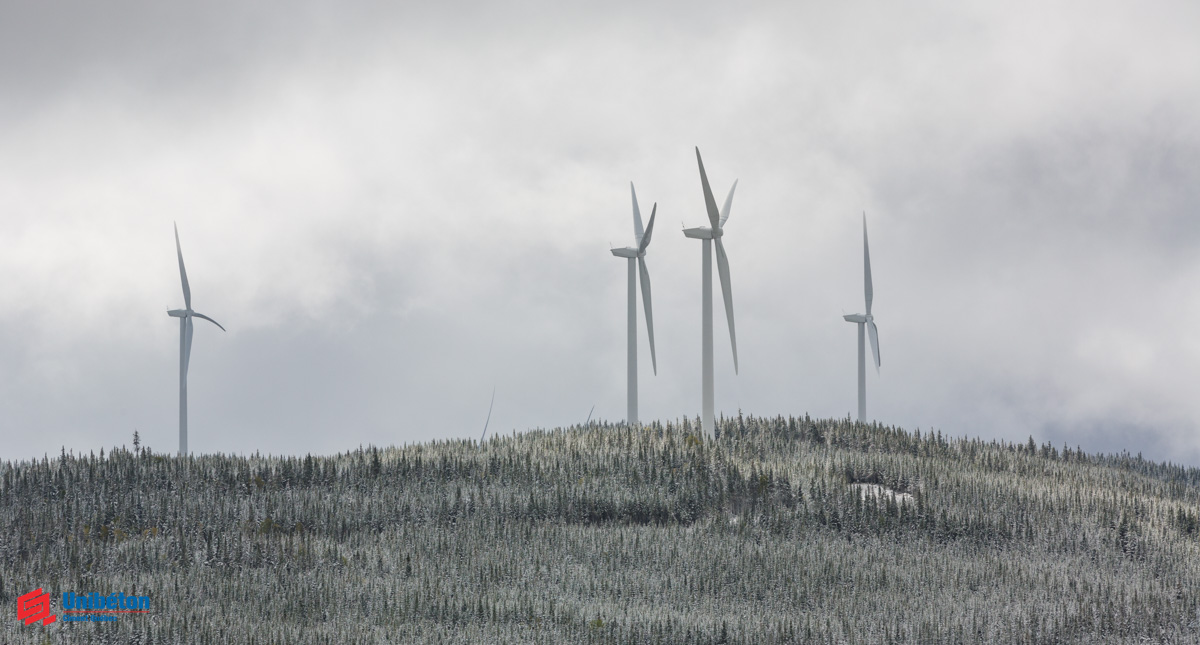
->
[2,1,1198,465]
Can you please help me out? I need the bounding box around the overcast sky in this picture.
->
[2,1,1198,465]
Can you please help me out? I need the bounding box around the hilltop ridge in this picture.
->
[3,416,1199,643]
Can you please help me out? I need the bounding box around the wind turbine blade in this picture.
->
[867,320,881,370]
[638,256,657,375]
[192,312,226,332]
[174,223,191,310]
[719,180,738,227]
[714,238,738,374]
[863,213,873,315]
[695,147,721,229]
[183,316,194,378]
[480,387,495,443]
[638,203,657,255]
[585,405,595,426]
[630,182,645,246]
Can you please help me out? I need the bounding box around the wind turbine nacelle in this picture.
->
[843,314,868,323]
[610,247,639,258]
[682,226,715,239]
[167,309,190,318]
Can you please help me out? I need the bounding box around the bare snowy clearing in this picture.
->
[850,482,914,505]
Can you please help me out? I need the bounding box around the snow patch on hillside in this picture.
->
[850,483,914,505]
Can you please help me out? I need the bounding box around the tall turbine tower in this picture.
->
[843,214,880,423]
[683,148,738,438]
[479,387,495,443]
[610,183,657,425]
[167,223,225,457]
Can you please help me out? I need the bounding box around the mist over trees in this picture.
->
[2,415,1198,643]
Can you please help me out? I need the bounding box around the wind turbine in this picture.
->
[479,387,495,443]
[167,223,225,457]
[682,148,738,439]
[843,213,880,423]
[610,183,657,425]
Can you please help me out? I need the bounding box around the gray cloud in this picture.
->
[2,1,1199,465]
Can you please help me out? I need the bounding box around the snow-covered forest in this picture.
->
[3,416,1199,643]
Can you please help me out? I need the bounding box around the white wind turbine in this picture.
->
[610,183,657,425]
[480,387,495,443]
[843,213,880,423]
[167,223,225,457]
[683,148,738,439]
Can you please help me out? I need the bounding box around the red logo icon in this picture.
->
[18,588,57,626]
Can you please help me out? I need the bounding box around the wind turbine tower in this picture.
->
[167,224,225,457]
[610,183,657,425]
[843,214,881,423]
[479,387,495,443]
[683,148,739,439]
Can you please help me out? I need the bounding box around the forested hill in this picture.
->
[3,416,1199,644]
